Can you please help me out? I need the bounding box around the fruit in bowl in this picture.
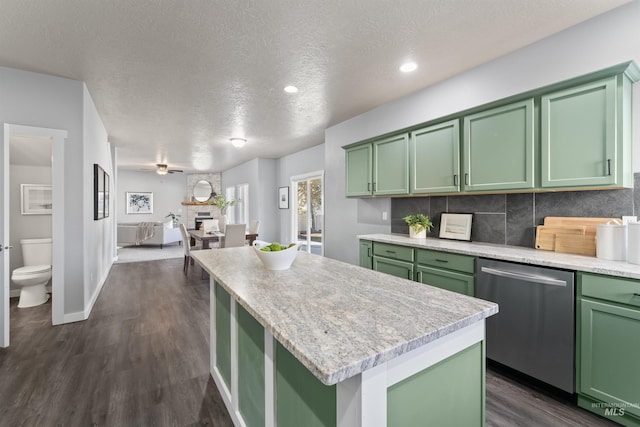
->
[253,240,300,270]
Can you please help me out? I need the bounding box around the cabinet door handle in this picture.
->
[367,248,372,257]
[408,270,413,280]
[607,158,612,176]
[373,182,376,191]
[367,182,371,191]
[385,250,396,254]
[464,173,469,185]
[453,174,458,186]
[417,271,423,282]
[435,258,449,263]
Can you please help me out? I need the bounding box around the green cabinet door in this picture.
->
[345,144,373,196]
[579,298,640,419]
[415,265,474,296]
[541,77,620,188]
[359,240,373,269]
[373,256,414,281]
[411,119,461,194]
[373,134,410,195]
[463,99,534,192]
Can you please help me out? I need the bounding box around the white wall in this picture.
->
[116,169,187,224]
[82,84,114,314]
[325,1,640,265]
[0,65,86,315]
[222,158,278,242]
[276,144,325,243]
[9,165,52,284]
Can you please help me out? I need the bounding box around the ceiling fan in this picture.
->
[140,164,184,175]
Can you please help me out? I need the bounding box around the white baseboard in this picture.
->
[63,260,111,324]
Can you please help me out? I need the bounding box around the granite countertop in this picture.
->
[192,247,497,386]
[359,233,640,280]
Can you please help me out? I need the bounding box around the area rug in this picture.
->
[115,243,183,264]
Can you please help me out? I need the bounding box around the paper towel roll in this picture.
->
[627,222,640,265]
[596,220,627,261]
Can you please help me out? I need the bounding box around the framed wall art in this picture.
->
[21,184,52,215]
[94,164,105,220]
[439,213,473,241]
[278,186,289,209]
[126,191,153,214]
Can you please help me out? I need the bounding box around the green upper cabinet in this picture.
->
[373,134,410,195]
[345,143,373,196]
[345,134,409,197]
[541,76,632,189]
[410,119,460,194]
[462,99,535,192]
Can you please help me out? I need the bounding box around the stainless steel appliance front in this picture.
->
[476,258,575,393]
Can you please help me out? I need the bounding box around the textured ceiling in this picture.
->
[0,0,631,172]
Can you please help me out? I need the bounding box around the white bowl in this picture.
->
[252,240,300,270]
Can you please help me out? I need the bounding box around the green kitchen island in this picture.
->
[192,247,498,427]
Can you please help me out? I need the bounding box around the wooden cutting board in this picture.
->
[555,233,597,256]
[544,217,620,236]
[535,226,585,251]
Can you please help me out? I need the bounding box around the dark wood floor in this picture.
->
[0,258,619,426]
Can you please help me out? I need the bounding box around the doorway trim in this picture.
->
[3,124,67,338]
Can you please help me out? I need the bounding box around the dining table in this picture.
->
[189,229,259,249]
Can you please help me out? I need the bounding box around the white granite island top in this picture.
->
[192,247,497,386]
[359,233,640,280]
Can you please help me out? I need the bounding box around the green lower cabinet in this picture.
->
[237,305,265,427]
[373,256,414,280]
[416,265,474,296]
[359,240,373,269]
[578,298,640,425]
[276,342,337,427]
[387,342,484,426]
[215,282,232,389]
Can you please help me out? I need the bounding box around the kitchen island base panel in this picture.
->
[210,279,487,427]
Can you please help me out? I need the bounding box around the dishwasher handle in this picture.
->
[480,266,567,287]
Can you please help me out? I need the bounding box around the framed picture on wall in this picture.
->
[126,191,153,214]
[94,164,105,220]
[104,170,110,218]
[278,186,289,209]
[21,184,52,215]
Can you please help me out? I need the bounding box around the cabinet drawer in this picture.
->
[373,243,414,263]
[416,249,474,274]
[579,273,640,308]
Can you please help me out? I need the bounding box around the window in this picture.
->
[225,183,249,225]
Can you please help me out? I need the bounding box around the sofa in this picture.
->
[117,221,182,248]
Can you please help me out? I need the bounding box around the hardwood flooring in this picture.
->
[0,258,620,426]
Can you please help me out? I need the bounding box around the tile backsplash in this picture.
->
[391,173,640,248]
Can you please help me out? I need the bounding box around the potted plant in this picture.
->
[165,212,181,228]
[403,214,432,239]
[209,194,237,232]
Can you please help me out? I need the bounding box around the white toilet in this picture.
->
[11,238,52,308]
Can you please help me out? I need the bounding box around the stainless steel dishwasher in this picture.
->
[476,258,575,393]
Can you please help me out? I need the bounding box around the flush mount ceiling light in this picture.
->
[230,137,247,148]
[399,62,418,73]
[284,85,298,93]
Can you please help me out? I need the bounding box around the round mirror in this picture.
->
[193,180,213,202]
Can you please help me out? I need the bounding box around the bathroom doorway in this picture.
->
[1,124,67,347]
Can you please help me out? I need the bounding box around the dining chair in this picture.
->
[221,224,246,248]
[179,223,202,274]
[202,219,219,233]
[248,220,260,234]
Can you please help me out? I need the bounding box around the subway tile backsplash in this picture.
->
[390,173,640,249]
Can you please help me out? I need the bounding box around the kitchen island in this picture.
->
[192,247,498,427]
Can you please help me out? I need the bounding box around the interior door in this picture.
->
[293,173,323,255]
[1,125,10,346]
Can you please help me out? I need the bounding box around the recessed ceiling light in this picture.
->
[284,85,298,93]
[399,62,418,73]
[230,137,246,148]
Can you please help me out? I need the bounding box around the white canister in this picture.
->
[627,222,640,265]
[596,220,627,261]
